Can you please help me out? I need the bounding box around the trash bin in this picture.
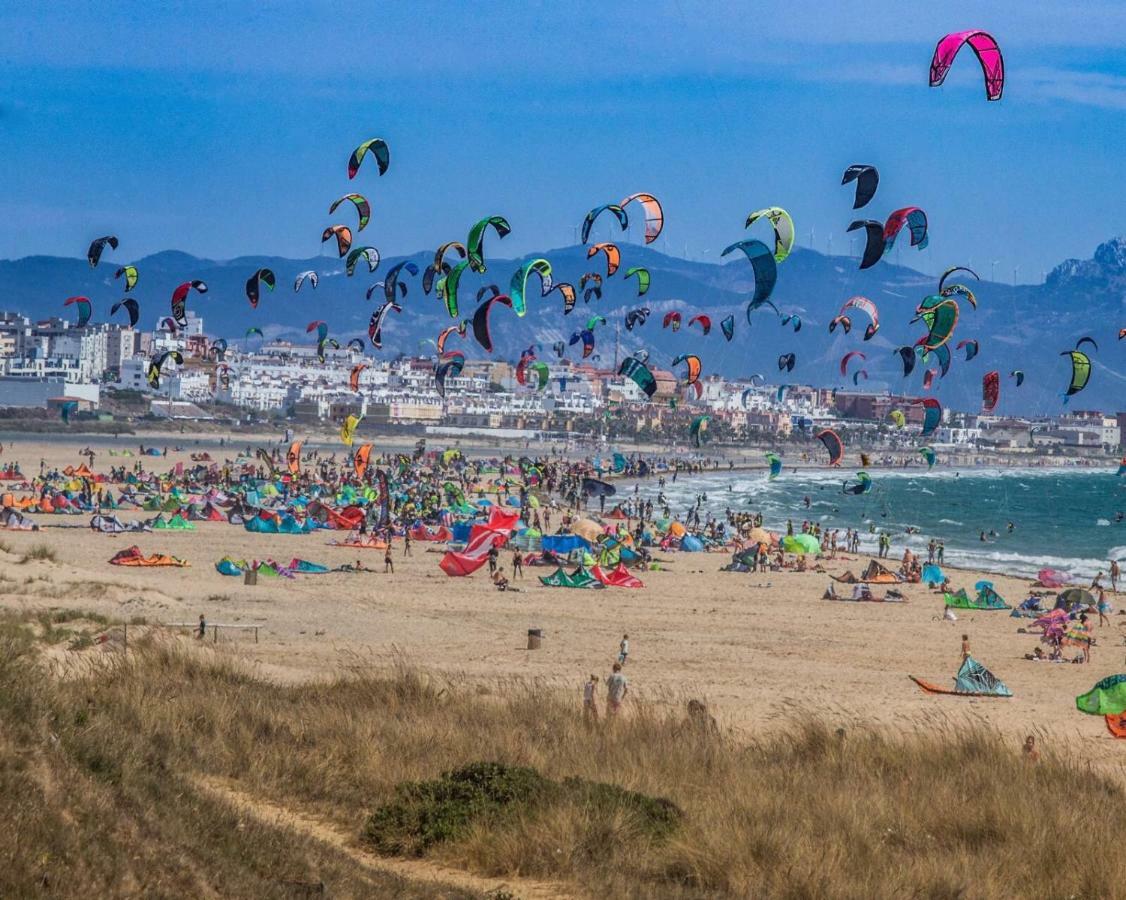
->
[527,628,543,650]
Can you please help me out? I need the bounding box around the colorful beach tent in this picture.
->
[541,534,590,555]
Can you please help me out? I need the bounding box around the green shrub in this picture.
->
[363,761,681,857]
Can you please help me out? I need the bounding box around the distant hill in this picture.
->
[1,238,1123,414]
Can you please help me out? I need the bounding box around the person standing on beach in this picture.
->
[1110,559,1119,594]
[618,634,629,666]
[512,548,523,580]
[606,663,628,715]
[1096,587,1110,627]
[197,614,206,640]
[403,531,412,557]
[384,544,394,574]
[961,634,971,661]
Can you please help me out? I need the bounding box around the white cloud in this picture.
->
[1021,67,1126,110]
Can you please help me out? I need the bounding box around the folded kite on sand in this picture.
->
[910,656,1012,697]
[1076,674,1126,716]
[539,565,605,589]
[944,582,1010,610]
[109,546,189,567]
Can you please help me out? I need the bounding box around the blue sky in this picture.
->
[2,1,1126,280]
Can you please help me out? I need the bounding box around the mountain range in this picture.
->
[1,237,1123,415]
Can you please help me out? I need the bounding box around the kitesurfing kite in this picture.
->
[62,296,91,327]
[329,194,371,231]
[929,31,1004,101]
[815,429,844,466]
[619,193,664,243]
[322,225,353,257]
[115,265,138,291]
[722,239,778,305]
[745,207,795,263]
[87,235,118,267]
[246,268,276,309]
[348,138,389,178]
[110,298,139,328]
[841,165,878,209]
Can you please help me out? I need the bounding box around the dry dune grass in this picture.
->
[4,613,1126,899]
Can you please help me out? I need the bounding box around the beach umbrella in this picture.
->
[1076,675,1126,716]
[782,534,821,555]
[747,526,774,546]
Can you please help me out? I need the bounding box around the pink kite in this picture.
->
[591,563,645,589]
[930,31,1004,101]
[1035,568,1068,589]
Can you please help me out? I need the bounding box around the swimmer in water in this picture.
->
[1007,521,1015,533]
[803,496,811,508]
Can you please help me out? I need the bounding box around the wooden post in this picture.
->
[254,626,259,644]
[213,625,218,643]
[123,623,127,653]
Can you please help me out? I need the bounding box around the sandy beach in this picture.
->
[1,437,1121,777]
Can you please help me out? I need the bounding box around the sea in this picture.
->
[627,466,1126,581]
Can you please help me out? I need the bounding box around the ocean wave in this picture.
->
[631,469,1120,580]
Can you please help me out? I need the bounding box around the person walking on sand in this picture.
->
[403,531,412,557]
[582,674,599,722]
[384,545,394,574]
[606,663,628,715]
[197,613,206,640]
[1110,559,1120,594]
[618,634,629,666]
[511,548,523,580]
[1096,586,1110,627]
